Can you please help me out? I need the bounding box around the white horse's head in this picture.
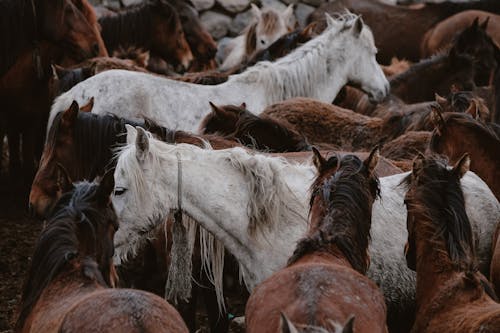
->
[112,125,178,262]
[324,14,389,103]
[251,4,295,53]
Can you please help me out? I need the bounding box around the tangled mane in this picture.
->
[402,155,477,271]
[232,13,368,103]
[288,154,380,274]
[16,181,115,331]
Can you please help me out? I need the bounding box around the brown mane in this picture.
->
[288,154,380,273]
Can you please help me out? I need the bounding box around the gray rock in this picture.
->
[200,11,233,40]
[216,0,250,13]
[121,0,142,6]
[216,37,234,64]
[229,9,254,36]
[295,3,315,27]
[302,0,325,7]
[260,0,288,11]
[192,0,215,11]
[101,0,121,9]
[280,0,299,6]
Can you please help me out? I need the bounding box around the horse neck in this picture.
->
[98,5,153,53]
[231,33,350,106]
[291,248,352,269]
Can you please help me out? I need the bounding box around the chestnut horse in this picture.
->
[403,153,500,333]
[245,148,387,333]
[15,176,188,333]
[200,102,310,153]
[308,0,500,64]
[98,0,193,71]
[429,110,500,201]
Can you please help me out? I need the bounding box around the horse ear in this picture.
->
[56,163,74,193]
[209,101,228,116]
[412,152,425,176]
[279,313,299,333]
[434,93,447,107]
[453,153,470,178]
[312,147,326,172]
[250,3,261,20]
[480,17,490,30]
[125,124,137,144]
[135,127,150,162]
[240,102,247,109]
[351,16,364,37]
[342,315,355,333]
[283,4,295,27]
[364,146,380,176]
[430,104,445,135]
[325,13,336,28]
[471,17,479,30]
[51,64,59,80]
[97,168,115,204]
[61,101,79,126]
[465,100,480,120]
[79,97,94,113]
[301,21,317,38]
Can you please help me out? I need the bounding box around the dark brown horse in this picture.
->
[429,110,500,201]
[200,102,310,153]
[16,176,188,333]
[381,131,431,163]
[245,148,387,333]
[308,0,500,64]
[403,153,500,333]
[98,0,193,71]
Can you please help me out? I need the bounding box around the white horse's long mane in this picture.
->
[231,13,369,102]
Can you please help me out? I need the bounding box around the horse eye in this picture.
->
[260,39,265,45]
[114,187,127,196]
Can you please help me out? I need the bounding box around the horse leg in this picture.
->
[176,284,198,333]
[202,271,229,333]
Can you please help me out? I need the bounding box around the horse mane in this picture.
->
[47,111,143,180]
[288,154,380,273]
[402,155,477,271]
[0,0,38,76]
[15,182,110,331]
[98,0,176,51]
[232,13,364,102]
[54,67,94,95]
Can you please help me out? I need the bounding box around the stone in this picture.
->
[228,9,254,36]
[120,0,142,6]
[302,0,325,7]
[216,0,250,13]
[260,0,288,11]
[191,0,215,11]
[280,0,299,6]
[295,3,315,27]
[216,37,234,64]
[200,11,233,40]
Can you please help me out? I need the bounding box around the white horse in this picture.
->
[219,4,295,71]
[112,126,500,322]
[48,13,389,133]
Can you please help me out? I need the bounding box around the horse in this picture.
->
[245,148,388,333]
[435,91,491,122]
[48,13,390,133]
[307,0,500,64]
[200,102,311,153]
[15,175,188,333]
[429,110,500,201]
[381,131,431,163]
[98,0,193,71]
[422,15,500,87]
[112,125,500,332]
[0,0,107,185]
[403,153,500,333]
[219,4,295,71]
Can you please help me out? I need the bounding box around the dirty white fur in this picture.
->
[112,127,500,318]
[48,13,389,134]
[220,4,294,71]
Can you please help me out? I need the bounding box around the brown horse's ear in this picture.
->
[279,313,299,333]
[480,17,490,30]
[453,153,470,178]
[97,168,115,204]
[135,127,150,162]
[62,101,79,126]
[56,163,74,193]
[471,17,479,29]
[312,147,326,172]
[412,152,425,177]
[250,3,262,20]
[351,16,364,37]
[364,146,380,176]
[430,104,445,135]
[434,93,447,106]
[51,64,59,80]
[240,102,247,109]
[301,21,318,38]
[342,315,355,333]
[209,101,229,117]
[465,99,480,120]
[79,97,94,113]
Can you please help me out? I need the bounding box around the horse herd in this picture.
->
[2,0,500,332]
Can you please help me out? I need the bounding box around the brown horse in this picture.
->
[0,0,107,185]
[429,110,500,201]
[403,153,500,333]
[16,176,188,333]
[308,0,500,64]
[381,131,431,163]
[245,148,387,333]
[200,102,310,153]
[98,0,193,71]
[422,15,500,87]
